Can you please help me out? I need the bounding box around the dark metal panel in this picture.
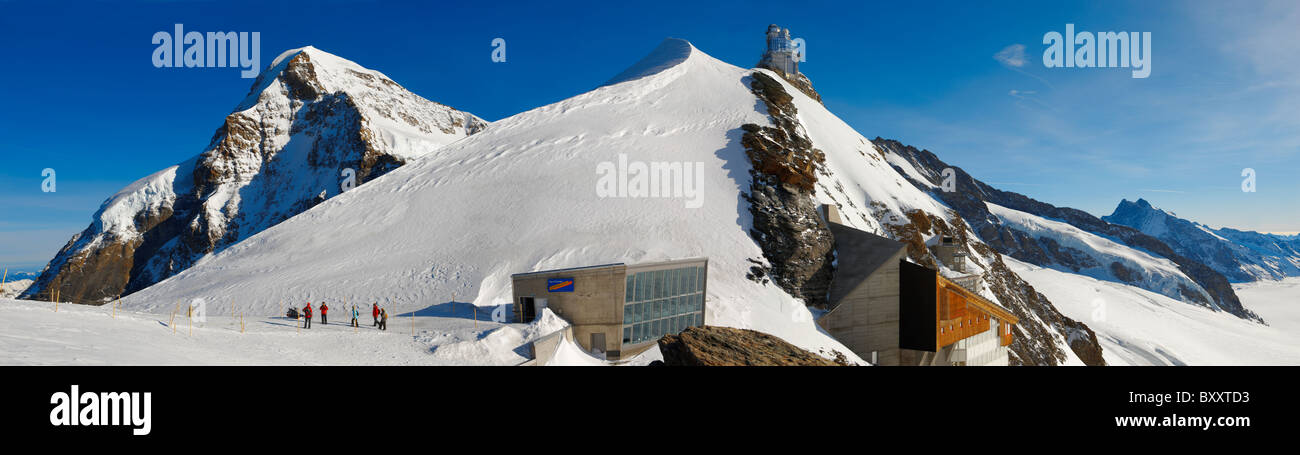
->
[899,260,937,352]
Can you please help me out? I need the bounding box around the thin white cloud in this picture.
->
[1008,88,1054,111]
[994,44,1027,67]
[995,43,1054,89]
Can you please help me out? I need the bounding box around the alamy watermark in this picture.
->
[189,298,206,322]
[1043,24,1151,78]
[50,385,151,436]
[940,167,956,192]
[1091,298,1106,322]
[152,24,261,78]
[792,38,807,63]
[491,38,506,63]
[490,297,509,323]
[596,153,704,208]
[340,168,356,192]
[41,168,56,192]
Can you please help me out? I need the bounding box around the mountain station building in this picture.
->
[512,258,708,360]
[816,205,1018,366]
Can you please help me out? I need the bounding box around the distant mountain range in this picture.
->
[1104,198,1300,282]
[3,271,38,281]
[879,139,1261,322]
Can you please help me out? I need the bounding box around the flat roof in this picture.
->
[826,223,908,308]
[511,257,707,279]
[511,262,624,279]
[625,257,708,271]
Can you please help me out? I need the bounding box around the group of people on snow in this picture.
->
[294,302,387,330]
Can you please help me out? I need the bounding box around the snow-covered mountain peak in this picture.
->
[240,46,398,106]
[603,38,698,86]
[233,46,486,160]
[1115,197,1182,220]
[1107,198,1177,236]
[1105,199,1300,282]
[24,46,486,304]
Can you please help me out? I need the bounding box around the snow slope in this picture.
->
[118,39,862,363]
[1007,258,1300,365]
[0,297,566,365]
[1,279,32,299]
[988,202,1215,306]
[544,337,610,366]
[1235,277,1300,334]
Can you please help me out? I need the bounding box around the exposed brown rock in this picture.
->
[657,326,846,366]
[741,71,834,307]
[978,247,1106,366]
[1109,261,1139,284]
[755,63,823,104]
[742,72,825,192]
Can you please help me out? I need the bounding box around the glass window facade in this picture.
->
[621,265,706,347]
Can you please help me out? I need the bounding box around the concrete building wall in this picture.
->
[520,325,574,366]
[932,244,967,273]
[512,257,709,361]
[512,264,628,357]
[818,249,907,365]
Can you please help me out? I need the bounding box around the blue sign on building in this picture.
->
[547,278,574,293]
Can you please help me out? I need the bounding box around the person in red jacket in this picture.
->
[320,302,329,325]
[372,303,380,327]
[303,303,313,329]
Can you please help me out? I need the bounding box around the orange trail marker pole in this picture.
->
[1,267,7,294]
[54,289,59,312]
[188,308,192,337]
[171,302,179,333]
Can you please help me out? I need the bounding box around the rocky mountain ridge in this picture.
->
[877,139,1261,323]
[1104,198,1300,283]
[22,47,486,304]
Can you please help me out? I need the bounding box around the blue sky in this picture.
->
[1,0,1297,271]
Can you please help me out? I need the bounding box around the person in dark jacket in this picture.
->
[351,305,359,328]
[320,302,328,325]
[379,308,388,331]
[372,303,380,327]
[303,303,313,329]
